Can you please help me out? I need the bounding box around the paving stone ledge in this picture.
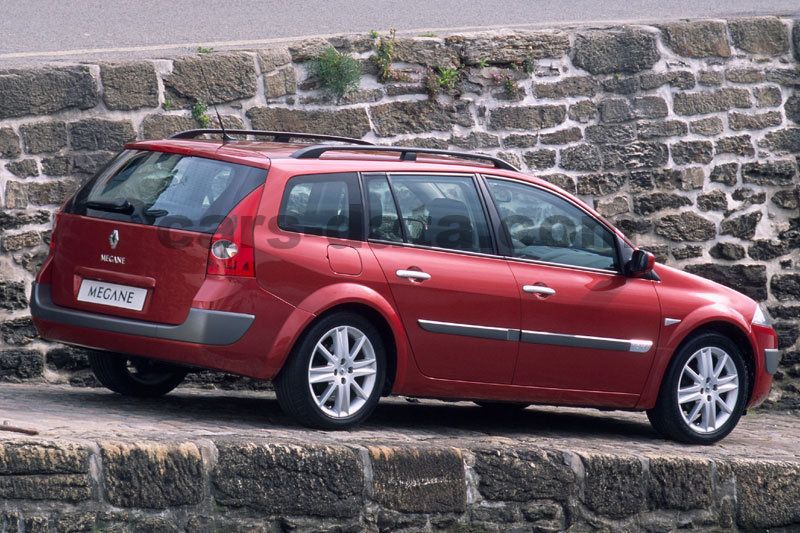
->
[0,436,798,532]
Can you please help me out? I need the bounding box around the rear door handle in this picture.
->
[396,269,431,281]
[522,285,556,296]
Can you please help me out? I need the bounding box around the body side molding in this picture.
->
[417,319,520,341]
[418,319,653,353]
[520,330,653,353]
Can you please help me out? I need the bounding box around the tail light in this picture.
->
[207,185,264,277]
[49,212,61,254]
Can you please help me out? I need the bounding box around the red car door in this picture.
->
[482,176,662,405]
[365,173,520,384]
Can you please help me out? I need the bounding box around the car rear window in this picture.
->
[66,150,266,233]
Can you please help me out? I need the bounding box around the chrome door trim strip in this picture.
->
[418,318,653,353]
[367,238,621,274]
[417,319,519,341]
[520,329,653,353]
[505,255,621,276]
[368,239,503,260]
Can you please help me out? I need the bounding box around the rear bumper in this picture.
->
[30,282,253,346]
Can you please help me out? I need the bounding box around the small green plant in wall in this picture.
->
[191,100,211,128]
[372,28,409,83]
[522,56,535,74]
[436,67,459,91]
[424,66,461,97]
[503,77,522,99]
[311,46,362,100]
[196,46,214,54]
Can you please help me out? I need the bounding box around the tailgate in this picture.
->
[51,215,211,325]
[50,149,266,325]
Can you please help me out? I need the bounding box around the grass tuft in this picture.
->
[311,46,362,100]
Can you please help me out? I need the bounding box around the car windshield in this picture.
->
[66,150,266,233]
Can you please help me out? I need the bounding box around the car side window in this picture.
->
[485,178,618,271]
[278,173,362,239]
[365,175,403,243]
[388,174,493,254]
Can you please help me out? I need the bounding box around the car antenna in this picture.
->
[198,60,233,144]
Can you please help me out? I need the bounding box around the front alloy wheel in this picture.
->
[677,346,739,434]
[275,312,386,430]
[647,333,748,444]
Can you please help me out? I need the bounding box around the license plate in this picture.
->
[77,279,147,311]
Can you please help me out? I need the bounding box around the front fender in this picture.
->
[663,303,751,355]
[636,303,757,409]
[264,282,413,392]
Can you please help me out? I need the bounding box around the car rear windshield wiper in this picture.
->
[85,199,134,214]
[143,208,169,218]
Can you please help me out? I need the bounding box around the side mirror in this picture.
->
[625,249,655,277]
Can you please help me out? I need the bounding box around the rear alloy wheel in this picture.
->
[647,333,748,444]
[275,313,386,430]
[88,352,188,397]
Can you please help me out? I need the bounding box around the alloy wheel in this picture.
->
[307,325,378,418]
[677,346,739,434]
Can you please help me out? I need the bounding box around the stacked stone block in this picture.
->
[0,439,797,530]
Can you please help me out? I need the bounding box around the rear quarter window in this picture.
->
[277,173,363,240]
[66,150,266,234]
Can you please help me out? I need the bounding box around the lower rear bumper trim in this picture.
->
[30,282,254,346]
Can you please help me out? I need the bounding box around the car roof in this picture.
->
[124,137,630,245]
[126,137,535,180]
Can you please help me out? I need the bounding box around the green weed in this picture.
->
[311,46,362,100]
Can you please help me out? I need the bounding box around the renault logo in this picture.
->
[109,230,120,249]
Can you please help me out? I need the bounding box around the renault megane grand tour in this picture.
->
[30,129,780,444]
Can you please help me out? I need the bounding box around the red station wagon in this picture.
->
[31,129,780,444]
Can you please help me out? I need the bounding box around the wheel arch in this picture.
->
[269,282,411,395]
[670,321,756,398]
[309,302,399,395]
[638,309,758,409]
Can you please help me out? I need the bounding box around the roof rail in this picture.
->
[290,145,519,171]
[169,129,374,145]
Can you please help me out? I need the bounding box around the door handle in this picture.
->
[396,269,431,281]
[522,284,556,296]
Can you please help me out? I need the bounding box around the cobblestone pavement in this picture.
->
[1,383,798,460]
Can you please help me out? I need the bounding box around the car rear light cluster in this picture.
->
[207,185,264,278]
[48,212,61,254]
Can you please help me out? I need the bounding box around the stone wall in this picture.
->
[1,437,798,531]
[0,18,798,405]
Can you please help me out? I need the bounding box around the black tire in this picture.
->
[647,333,749,445]
[88,352,188,398]
[275,312,386,430]
[474,400,530,411]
